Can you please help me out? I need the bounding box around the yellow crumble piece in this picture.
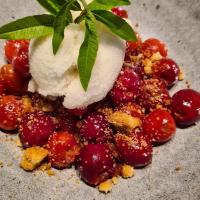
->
[98,179,113,193]
[121,164,135,178]
[150,52,162,62]
[111,176,119,185]
[108,111,142,130]
[143,58,153,75]
[178,69,184,81]
[20,147,48,171]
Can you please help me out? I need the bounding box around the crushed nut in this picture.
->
[121,164,135,178]
[20,147,48,171]
[98,179,113,193]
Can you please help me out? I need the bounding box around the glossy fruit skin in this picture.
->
[138,79,171,112]
[4,40,29,63]
[19,111,56,147]
[56,109,77,134]
[68,107,88,117]
[77,144,116,185]
[115,132,153,167]
[110,67,141,105]
[12,46,30,77]
[143,109,176,143]
[0,95,23,131]
[142,38,168,57]
[171,89,200,126]
[0,64,27,94]
[152,58,180,87]
[79,113,113,143]
[47,131,80,169]
[111,7,128,18]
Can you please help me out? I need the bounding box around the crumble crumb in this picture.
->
[175,165,182,171]
[143,58,153,75]
[20,147,48,171]
[121,165,135,178]
[98,179,113,193]
[108,111,142,130]
[111,176,119,185]
[0,161,3,168]
[178,69,184,81]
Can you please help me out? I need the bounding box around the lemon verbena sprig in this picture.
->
[0,0,136,91]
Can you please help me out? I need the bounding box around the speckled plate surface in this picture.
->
[0,0,200,200]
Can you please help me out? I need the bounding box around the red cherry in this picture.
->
[57,110,77,133]
[79,113,113,143]
[4,40,29,63]
[77,144,117,185]
[111,7,128,18]
[47,131,80,169]
[138,79,171,112]
[68,107,89,117]
[152,58,180,87]
[0,95,23,131]
[19,111,56,147]
[142,38,168,57]
[0,64,28,94]
[171,89,200,126]
[115,132,153,167]
[143,109,176,143]
[110,67,141,105]
[12,46,30,77]
[0,82,5,95]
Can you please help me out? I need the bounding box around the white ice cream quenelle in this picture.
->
[29,18,125,109]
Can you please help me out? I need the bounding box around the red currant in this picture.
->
[111,7,128,18]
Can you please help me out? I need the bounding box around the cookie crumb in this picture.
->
[20,147,48,171]
[98,179,113,193]
[178,69,184,81]
[175,165,182,171]
[0,161,3,168]
[121,164,135,178]
[111,176,119,185]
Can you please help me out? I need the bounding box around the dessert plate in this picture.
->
[0,0,200,199]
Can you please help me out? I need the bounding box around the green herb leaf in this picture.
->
[88,0,130,10]
[0,15,55,40]
[52,0,76,54]
[78,11,99,91]
[92,10,136,41]
[36,0,61,15]
[56,0,82,11]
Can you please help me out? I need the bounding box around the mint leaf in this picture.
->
[36,0,61,15]
[78,11,99,91]
[56,0,81,11]
[52,0,76,54]
[88,0,130,10]
[0,15,54,40]
[92,10,136,41]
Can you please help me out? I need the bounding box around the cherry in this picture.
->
[0,64,27,94]
[0,95,23,131]
[12,46,30,77]
[138,79,171,112]
[0,82,5,95]
[79,113,113,143]
[77,144,117,185]
[143,109,176,143]
[152,58,180,87]
[142,38,168,57]
[111,7,128,18]
[47,131,80,169]
[19,111,56,147]
[109,67,141,105]
[171,89,200,126]
[68,107,89,117]
[115,132,153,167]
[56,110,77,133]
[4,40,29,63]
